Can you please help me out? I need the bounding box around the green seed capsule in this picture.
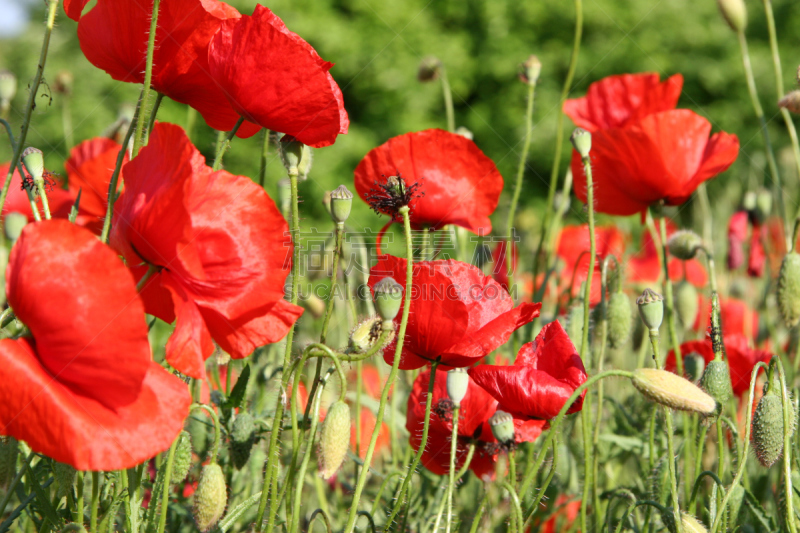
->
[700,360,733,406]
[565,302,585,347]
[674,281,699,329]
[318,401,351,479]
[607,291,632,348]
[170,431,193,484]
[778,253,800,327]
[752,390,786,467]
[192,464,227,532]
[230,413,256,470]
[0,436,17,489]
[489,410,516,444]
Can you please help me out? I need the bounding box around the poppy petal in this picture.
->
[162,276,214,379]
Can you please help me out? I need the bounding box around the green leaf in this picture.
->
[744,487,777,532]
[227,364,251,410]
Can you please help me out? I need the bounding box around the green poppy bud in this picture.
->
[565,301,585,347]
[632,368,717,415]
[667,230,703,260]
[700,359,733,406]
[570,128,592,159]
[446,368,469,406]
[518,55,542,86]
[0,71,16,106]
[752,390,785,467]
[280,136,306,177]
[0,436,17,489]
[230,413,256,470]
[318,401,351,479]
[4,212,26,242]
[170,431,193,484]
[778,253,800,327]
[277,178,291,218]
[192,463,227,532]
[607,291,632,348]
[674,281,699,329]
[683,352,706,384]
[717,0,747,32]
[754,188,772,222]
[21,147,44,182]
[489,410,515,444]
[373,277,403,321]
[637,288,664,333]
[330,184,353,224]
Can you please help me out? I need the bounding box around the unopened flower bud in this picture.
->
[53,462,76,500]
[778,252,800,327]
[607,292,632,349]
[230,412,256,470]
[717,0,747,32]
[5,212,28,242]
[564,301,585,347]
[418,56,442,82]
[742,190,757,212]
[674,281,699,329]
[277,178,291,218]
[192,463,227,532]
[0,436,18,489]
[632,368,717,415]
[570,128,592,159]
[318,401,351,479]
[330,184,353,224]
[300,292,327,318]
[489,410,515,444]
[667,230,703,260]
[779,91,800,114]
[0,71,16,106]
[447,368,469,406]
[454,126,473,140]
[170,430,193,484]
[755,188,772,222]
[21,147,44,181]
[280,136,307,177]
[700,359,733,406]
[751,384,793,467]
[297,146,313,181]
[518,55,542,86]
[53,71,74,96]
[637,288,664,332]
[683,353,705,384]
[373,277,403,321]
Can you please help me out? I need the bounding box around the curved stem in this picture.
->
[689,424,710,515]
[522,434,559,528]
[468,492,491,533]
[155,435,179,533]
[191,403,221,463]
[211,116,245,171]
[131,0,160,156]
[502,481,524,533]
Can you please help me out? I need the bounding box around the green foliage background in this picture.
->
[1,0,800,236]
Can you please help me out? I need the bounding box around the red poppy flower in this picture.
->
[555,224,626,303]
[347,364,388,400]
[65,137,128,234]
[727,210,749,270]
[0,220,190,470]
[469,321,588,420]
[110,122,303,379]
[665,334,771,396]
[76,0,260,138]
[0,163,74,224]
[565,73,739,216]
[351,407,390,459]
[626,221,707,288]
[692,295,758,342]
[407,369,545,480]
[748,222,767,278]
[538,495,582,533]
[354,129,504,234]
[368,256,541,370]
[208,5,348,148]
[490,241,517,291]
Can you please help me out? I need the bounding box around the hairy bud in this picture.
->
[170,431,193,484]
[778,253,800,327]
[632,368,717,415]
[667,230,703,260]
[717,0,747,32]
[700,359,733,407]
[318,401,351,479]
[192,464,227,532]
[230,413,256,470]
[674,281,699,329]
[607,291,632,348]
[752,386,794,467]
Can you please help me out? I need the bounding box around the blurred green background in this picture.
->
[1,0,800,244]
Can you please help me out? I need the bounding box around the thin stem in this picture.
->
[776,357,799,533]
[131,0,161,156]
[155,435,179,533]
[211,116,246,171]
[445,404,460,533]
[590,258,611,533]
[689,424,709,515]
[468,492,491,533]
[659,216,683,375]
[440,67,455,132]
[258,129,271,187]
[502,481,524,533]
[90,471,100,533]
[145,92,164,143]
[191,403,221,463]
[522,435,559,528]
[343,206,415,533]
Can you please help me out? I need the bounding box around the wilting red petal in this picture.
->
[564,73,682,132]
[208,5,348,147]
[354,129,503,234]
[469,321,587,419]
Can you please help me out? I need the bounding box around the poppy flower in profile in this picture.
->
[368,256,541,370]
[208,5,348,148]
[564,73,739,216]
[75,0,261,138]
[65,137,128,234]
[354,129,504,235]
[469,321,588,420]
[0,162,74,224]
[665,334,771,396]
[0,220,190,470]
[626,221,707,288]
[110,122,303,379]
[407,369,545,480]
[555,224,626,304]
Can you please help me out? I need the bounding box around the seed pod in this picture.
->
[318,401,351,479]
[0,436,18,489]
[700,359,733,406]
[565,302,585,347]
[717,0,747,32]
[667,230,703,260]
[192,463,227,532]
[637,288,664,332]
[53,462,76,500]
[778,253,800,327]
[373,277,403,322]
[446,368,469,406]
[607,292,632,348]
[230,413,256,470]
[674,281,699,329]
[330,184,353,224]
[170,431,193,484]
[570,128,592,159]
[349,317,393,353]
[632,368,717,415]
[518,55,542,86]
[21,147,44,181]
[752,388,786,467]
[489,410,516,444]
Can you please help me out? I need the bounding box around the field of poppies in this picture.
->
[3,0,800,532]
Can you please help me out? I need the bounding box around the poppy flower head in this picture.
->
[364,172,424,220]
[354,129,504,234]
[555,224,626,303]
[0,163,74,225]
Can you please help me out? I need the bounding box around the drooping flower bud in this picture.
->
[518,55,542,86]
[280,136,307,177]
[674,281,699,329]
[318,401,351,479]
[751,385,789,467]
[4,212,27,242]
[607,291,632,349]
[192,463,227,532]
[779,91,800,114]
[21,147,44,182]
[170,430,193,484]
[778,252,800,326]
[565,301,585,347]
[700,359,733,407]
[489,410,515,444]
[447,368,469,406]
[717,0,747,32]
[632,368,717,415]
[53,462,76,500]
[330,184,353,224]
[0,71,16,107]
[373,277,403,321]
[230,413,256,470]
[0,436,17,489]
[570,128,592,159]
[683,352,705,384]
[667,230,703,260]
[637,288,664,333]
[417,56,442,82]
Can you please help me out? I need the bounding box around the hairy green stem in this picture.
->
[131,0,160,156]
[211,116,245,171]
[440,67,455,132]
[658,216,683,375]
[445,404,460,533]
[100,96,140,243]
[155,435,179,533]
